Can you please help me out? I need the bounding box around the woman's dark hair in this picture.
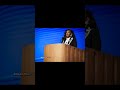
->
[64,29,76,39]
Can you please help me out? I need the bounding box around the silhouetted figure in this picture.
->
[85,10,101,51]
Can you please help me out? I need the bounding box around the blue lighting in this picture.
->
[86,5,120,56]
[0,5,34,85]
[35,28,85,62]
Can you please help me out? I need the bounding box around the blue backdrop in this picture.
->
[35,28,85,62]
[86,5,120,56]
[0,5,34,85]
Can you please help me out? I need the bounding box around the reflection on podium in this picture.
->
[44,44,85,62]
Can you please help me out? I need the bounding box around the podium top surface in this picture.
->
[45,43,66,46]
[44,43,83,50]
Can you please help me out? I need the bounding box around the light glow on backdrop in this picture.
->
[35,28,85,62]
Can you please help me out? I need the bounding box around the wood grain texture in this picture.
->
[44,44,84,62]
[21,44,35,85]
[94,51,104,85]
[85,48,95,85]
[114,56,120,85]
[44,44,120,85]
[104,54,114,85]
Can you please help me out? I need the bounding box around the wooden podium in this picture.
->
[21,44,120,85]
[44,44,85,62]
[21,44,35,85]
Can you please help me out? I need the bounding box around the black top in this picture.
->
[85,27,101,51]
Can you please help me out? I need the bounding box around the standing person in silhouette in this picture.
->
[85,10,101,51]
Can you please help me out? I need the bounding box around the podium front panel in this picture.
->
[44,44,66,62]
[69,46,74,62]
[95,51,104,85]
[44,44,85,62]
[80,50,85,62]
[85,48,95,85]
[21,44,35,85]
[74,48,78,62]
[114,56,120,85]
[104,54,114,85]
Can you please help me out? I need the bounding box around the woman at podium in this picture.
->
[61,29,77,47]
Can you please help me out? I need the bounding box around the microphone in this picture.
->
[62,37,65,43]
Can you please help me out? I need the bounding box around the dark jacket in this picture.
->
[85,27,101,51]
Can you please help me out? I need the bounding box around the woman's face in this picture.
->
[66,30,71,38]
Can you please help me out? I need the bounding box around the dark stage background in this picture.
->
[86,5,120,56]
